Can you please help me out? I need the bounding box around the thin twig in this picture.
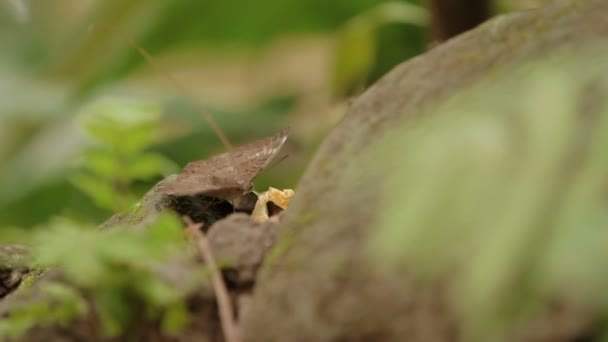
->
[87,24,255,187]
[183,216,241,342]
[88,24,233,151]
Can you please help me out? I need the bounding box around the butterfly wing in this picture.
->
[156,155,236,196]
[229,127,289,184]
[157,128,289,198]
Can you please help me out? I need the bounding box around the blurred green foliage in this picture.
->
[0,0,430,228]
[0,213,199,339]
[72,97,176,213]
[371,50,608,341]
[331,2,427,96]
[0,0,533,228]
[0,281,87,339]
[0,104,200,339]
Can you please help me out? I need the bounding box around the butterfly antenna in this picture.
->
[88,24,233,151]
[268,153,289,170]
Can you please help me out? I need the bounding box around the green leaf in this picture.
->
[81,149,122,180]
[0,280,87,339]
[34,224,108,287]
[77,97,162,154]
[41,282,88,323]
[72,96,168,212]
[124,153,176,180]
[161,303,190,334]
[80,115,122,145]
[139,275,180,306]
[0,304,46,338]
[332,17,376,97]
[116,122,159,156]
[143,213,184,247]
[96,289,132,337]
[330,2,427,97]
[70,173,119,211]
[78,97,161,132]
[367,2,428,26]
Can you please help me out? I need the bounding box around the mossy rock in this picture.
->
[244,1,608,341]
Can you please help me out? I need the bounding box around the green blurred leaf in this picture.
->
[367,1,427,26]
[124,153,176,179]
[161,303,190,334]
[96,289,132,337]
[332,17,376,97]
[81,117,122,146]
[35,224,107,287]
[0,280,87,339]
[117,122,159,156]
[70,173,120,211]
[331,1,427,97]
[81,149,122,180]
[71,96,168,213]
[140,213,184,247]
[21,213,195,336]
[77,97,161,148]
[139,275,180,306]
[41,282,88,323]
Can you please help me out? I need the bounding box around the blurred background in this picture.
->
[0,0,548,228]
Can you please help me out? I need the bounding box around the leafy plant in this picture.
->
[331,2,428,97]
[71,97,177,213]
[0,213,200,339]
[0,280,87,339]
[0,96,202,339]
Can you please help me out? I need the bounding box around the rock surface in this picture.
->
[243,1,608,341]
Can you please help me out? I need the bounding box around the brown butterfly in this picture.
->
[157,128,289,203]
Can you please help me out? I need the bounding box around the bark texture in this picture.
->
[243,1,608,341]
